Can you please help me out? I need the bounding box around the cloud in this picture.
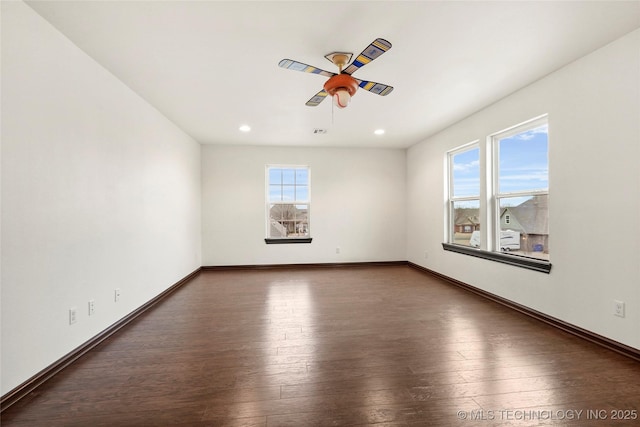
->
[517,133,535,140]
[453,159,479,172]
[514,124,548,141]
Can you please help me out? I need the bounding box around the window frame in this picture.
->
[490,115,549,258]
[264,165,312,244]
[443,115,551,273]
[446,141,480,248]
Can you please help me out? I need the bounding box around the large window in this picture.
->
[266,165,311,243]
[493,117,548,260]
[445,115,550,272]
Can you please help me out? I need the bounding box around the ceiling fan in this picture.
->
[278,38,393,109]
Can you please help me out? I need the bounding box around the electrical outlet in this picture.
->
[114,288,121,302]
[69,307,77,325]
[336,247,340,254]
[88,300,95,316]
[614,300,625,318]
[424,251,429,259]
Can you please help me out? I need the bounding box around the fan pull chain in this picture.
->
[331,95,334,125]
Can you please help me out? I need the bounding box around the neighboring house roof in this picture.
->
[502,195,548,235]
[454,208,480,226]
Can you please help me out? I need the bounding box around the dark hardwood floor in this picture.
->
[3,265,640,426]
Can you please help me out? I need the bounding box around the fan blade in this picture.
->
[278,59,336,78]
[343,38,392,75]
[305,90,329,107]
[355,79,394,96]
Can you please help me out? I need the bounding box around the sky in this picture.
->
[498,123,549,194]
[268,167,309,202]
[452,123,548,203]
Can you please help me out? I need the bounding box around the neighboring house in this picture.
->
[269,204,308,237]
[500,195,549,252]
[453,208,480,233]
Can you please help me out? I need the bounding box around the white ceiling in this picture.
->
[26,1,640,149]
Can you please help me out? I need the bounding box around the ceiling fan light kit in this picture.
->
[323,74,359,109]
[278,38,393,109]
[333,90,351,109]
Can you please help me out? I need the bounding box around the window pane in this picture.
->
[294,204,309,236]
[269,203,309,237]
[296,186,309,202]
[498,123,548,193]
[451,199,480,247]
[269,204,293,237]
[282,169,295,185]
[498,195,548,259]
[282,185,295,201]
[269,185,281,202]
[269,168,282,185]
[452,147,480,198]
[295,169,308,185]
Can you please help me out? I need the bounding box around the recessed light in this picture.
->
[239,125,251,132]
[374,129,385,135]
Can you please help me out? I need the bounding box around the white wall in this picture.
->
[202,145,406,265]
[407,29,640,350]
[1,2,201,394]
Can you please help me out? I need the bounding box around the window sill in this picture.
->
[442,243,551,273]
[265,238,313,244]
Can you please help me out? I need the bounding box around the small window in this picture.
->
[266,166,311,243]
[447,143,480,247]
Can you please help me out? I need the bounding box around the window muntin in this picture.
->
[266,166,310,239]
[448,144,480,247]
[492,117,549,260]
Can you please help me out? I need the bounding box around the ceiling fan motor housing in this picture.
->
[323,74,359,97]
[324,74,359,108]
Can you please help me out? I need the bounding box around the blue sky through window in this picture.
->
[268,167,309,202]
[452,147,480,198]
[498,124,548,194]
[452,124,548,203]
